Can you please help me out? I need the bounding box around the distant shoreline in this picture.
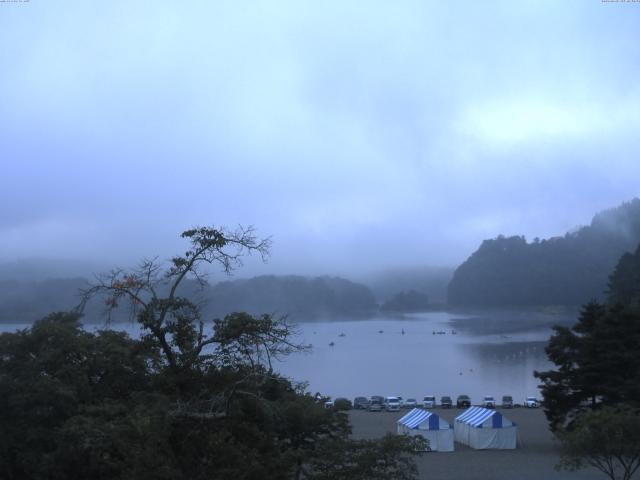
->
[0,305,581,327]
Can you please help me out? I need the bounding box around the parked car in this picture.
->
[397,396,405,408]
[423,395,436,408]
[368,400,383,412]
[440,396,453,408]
[333,398,352,411]
[371,395,384,406]
[482,396,496,409]
[456,395,471,408]
[385,396,401,412]
[502,395,513,408]
[404,398,418,409]
[323,400,334,409]
[353,396,370,410]
[525,396,539,408]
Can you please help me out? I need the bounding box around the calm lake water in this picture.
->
[0,310,574,405]
[274,311,561,403]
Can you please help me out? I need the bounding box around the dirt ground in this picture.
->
[349,408,605,480]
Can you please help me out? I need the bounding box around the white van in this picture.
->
[423,395,436,408]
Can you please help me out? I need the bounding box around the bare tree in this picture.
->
[78,226,272,370]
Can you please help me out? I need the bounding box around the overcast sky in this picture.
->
[1,0,639,278]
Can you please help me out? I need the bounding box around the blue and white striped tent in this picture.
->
[454,406,517,449]
[397,408,454,452]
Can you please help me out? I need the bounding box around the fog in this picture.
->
[1,1,639,280]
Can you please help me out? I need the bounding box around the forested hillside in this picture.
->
[0,274,377,323]
[204,275,377,320]
[448,199,640,306]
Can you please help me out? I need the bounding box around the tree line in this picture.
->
[448,198,640,307]
[0,274,379,324]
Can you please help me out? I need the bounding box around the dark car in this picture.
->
[456,395,471,408]
[440,396,453,408]
[353,396,370,410]
[502,395,513,408]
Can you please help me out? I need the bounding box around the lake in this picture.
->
[0,309,576,405]
[274,310,568,403]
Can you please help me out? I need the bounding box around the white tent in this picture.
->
[454,406,517,449]
[396,408,454,452]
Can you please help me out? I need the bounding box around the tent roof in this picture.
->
[397,408,439,429]
[455,407,510,428]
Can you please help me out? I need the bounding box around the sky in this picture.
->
[1,0,639,279]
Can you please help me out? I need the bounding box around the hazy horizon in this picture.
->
[2,1,639,279]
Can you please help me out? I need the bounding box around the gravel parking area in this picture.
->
[349,408,604,480]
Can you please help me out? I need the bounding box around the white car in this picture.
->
[423,395,436,408]
[404,398,418,409]
[482,396,496,409]
[385,396,401,412]
[525,396,539,408]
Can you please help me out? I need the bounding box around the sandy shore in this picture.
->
[349,408,603,480]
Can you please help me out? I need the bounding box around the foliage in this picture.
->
[534,301,640,431]
[448,198,640,306]
[302,434,427,480]
[607,243,640,311]
[0,226,421,480]
[556,405,640,480]
[332,398,353,411]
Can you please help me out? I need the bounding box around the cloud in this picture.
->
[457,94,640,149]
[0,1,639,274]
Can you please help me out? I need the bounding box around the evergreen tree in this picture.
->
[607,243,640,310]
[535,246,640,431]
